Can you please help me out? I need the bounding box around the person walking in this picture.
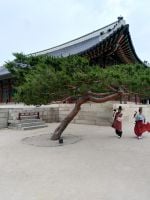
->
[112,106,123,138]
[134,107,150,139]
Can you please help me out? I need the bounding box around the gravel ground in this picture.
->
[0,122,150,200]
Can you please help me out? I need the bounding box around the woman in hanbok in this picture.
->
[134,107,150,139]
[112,106,123,138]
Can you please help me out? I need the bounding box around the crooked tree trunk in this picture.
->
[51,92,122,140]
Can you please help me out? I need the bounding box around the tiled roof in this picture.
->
[0,66,10,77]
[31,18,126,57]
[0,17,143,78]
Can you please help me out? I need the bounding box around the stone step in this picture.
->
[8,119,43,124]
[8,117,47,130]
[22,124,48,130]
[17,121,45,128]
[8,123,48,130]
[8,125,18,129]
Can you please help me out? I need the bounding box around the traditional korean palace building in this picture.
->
[0,17,144,103]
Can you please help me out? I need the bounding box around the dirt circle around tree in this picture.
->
[22,133,82,147]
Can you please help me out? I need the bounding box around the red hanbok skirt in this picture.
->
[112,119,122,132]
[134,121,150,137]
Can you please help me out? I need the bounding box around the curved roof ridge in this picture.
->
[30,18,126,56]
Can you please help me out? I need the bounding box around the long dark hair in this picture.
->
[118,106,122,112]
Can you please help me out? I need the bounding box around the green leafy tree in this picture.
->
[5,53,150,140]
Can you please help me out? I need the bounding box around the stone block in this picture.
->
[0,112,8,118]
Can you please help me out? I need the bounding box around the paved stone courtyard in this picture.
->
[0,122,150,200]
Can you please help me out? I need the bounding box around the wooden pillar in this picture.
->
[120,95,122,104]
[8,79,12,102]
[128,94,131,102]
[135,94,137,104]
[0,81,3,103]
[123,94,127,104]
[103,56,106,68]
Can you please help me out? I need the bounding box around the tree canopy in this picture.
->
[5,53,150,105]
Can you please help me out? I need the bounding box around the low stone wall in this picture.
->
[0,108,9,128]
[0,105,59,128]
[59,102,114,126]
[8,106,59,124]
[58,102,150,126]
[0,102,150,129]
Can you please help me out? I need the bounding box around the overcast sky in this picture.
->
[0,0,149,65]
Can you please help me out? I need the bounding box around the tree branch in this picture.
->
[51,90,125,140]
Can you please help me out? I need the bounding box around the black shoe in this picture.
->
[59,138,63,144]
